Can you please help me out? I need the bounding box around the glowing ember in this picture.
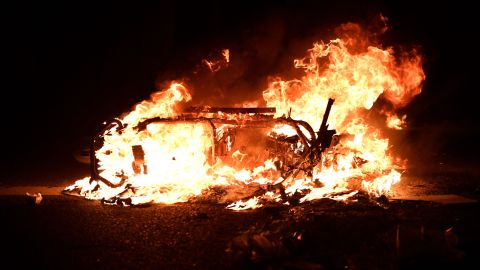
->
[65,20,425,209]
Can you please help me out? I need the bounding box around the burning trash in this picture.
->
[64,20,425,209]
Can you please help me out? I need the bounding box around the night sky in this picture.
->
[5,0,479,185]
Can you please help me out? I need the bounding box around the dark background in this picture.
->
[4,0,478,185]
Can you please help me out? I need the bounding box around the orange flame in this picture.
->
[66,21,425,209]
[222,49,230,63]
[386,113,407,130]
[202,49,230,72]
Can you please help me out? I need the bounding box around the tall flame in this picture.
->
[66,21,425,209]
[263,38,424,129]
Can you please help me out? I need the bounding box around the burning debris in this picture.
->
[64,21,425,208]
[26,192,43,205]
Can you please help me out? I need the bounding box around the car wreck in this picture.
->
[86,99,336,205]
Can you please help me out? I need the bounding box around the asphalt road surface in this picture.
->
[1,188,479,269]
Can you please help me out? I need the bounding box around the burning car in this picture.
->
[65,23,425,209]
[89,98,335,196]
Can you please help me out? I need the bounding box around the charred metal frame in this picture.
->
[90,118,126,188]
[90,99,336,189]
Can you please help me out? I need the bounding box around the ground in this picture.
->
[1,168,479,269]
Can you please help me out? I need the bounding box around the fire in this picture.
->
[386,113,407,130]
[222,49,230,63]
[263,38,424,129]
[202,49,230,72]
[65,20,425,209]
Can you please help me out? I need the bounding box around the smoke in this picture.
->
[167,16,289,107]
